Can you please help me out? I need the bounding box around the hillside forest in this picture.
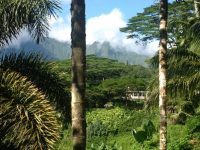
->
[0,0,200,150]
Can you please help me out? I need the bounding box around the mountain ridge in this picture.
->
[0,38,149,66]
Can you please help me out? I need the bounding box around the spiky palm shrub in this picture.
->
[0,70,60,149]
[0,52,71,123]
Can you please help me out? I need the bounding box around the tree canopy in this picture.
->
[120,0,194,47]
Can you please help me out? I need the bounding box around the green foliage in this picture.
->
[143,120,156,139]
[0,70,60,150]
[167,48,200,97]
[147,47,200,111]
[57,107,200,149]
[168,136,193,150]
[132,120,156,145]
[120,3,160,41]
[132,129,147,144]
[167,124,196,150]
[181,101,195,115]
[87,120,110,140]
[186,115,200,134]
[55,127,73,150]
[54,55,152,108]
[87,107,159,136]
[188,17,200,54]
[89,142,122,150]
[87,107,128,132]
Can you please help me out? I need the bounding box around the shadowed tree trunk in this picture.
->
[194,0,200,17]
[159,0,168,150]
[71,0,86,149]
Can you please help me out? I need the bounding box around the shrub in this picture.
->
[87,120,110,140]
[90,142,122,150]
[0,70,60,149]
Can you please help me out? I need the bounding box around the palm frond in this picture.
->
[146,75,159,107]
[147,47,200,102]
[168,48,200,76]
[0,0,61,46]
[168,71,200,97]
[168,48,200,97]
[0,70,60,149]
[188,19,200,54]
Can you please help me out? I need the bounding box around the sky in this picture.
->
[16,0,161,56]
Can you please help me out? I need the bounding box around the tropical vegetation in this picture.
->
[0,0,200,150]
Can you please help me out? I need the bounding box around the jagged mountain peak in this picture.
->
[0,38,149,66]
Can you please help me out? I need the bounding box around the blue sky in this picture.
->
[85,0,158,21]
[60,0,158,21]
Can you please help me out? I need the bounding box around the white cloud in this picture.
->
[86,8,158,55]
[48,8,158,56]
[48,15,71,42]
[86,8,125,44]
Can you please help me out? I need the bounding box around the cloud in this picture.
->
[86,8,125,44]
[48,8,158,56]
[86,8,158,55]
[48,15,71,42]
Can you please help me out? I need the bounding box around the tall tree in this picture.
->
[71,0,86,149]
[159,0,168,150]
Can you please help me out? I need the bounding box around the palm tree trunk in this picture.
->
[71,0,86,149]
[194,0,200,17]
[159,0,168,150]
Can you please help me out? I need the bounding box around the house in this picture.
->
[126,90,147,100]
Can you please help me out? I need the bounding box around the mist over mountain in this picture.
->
[0,38,150,66]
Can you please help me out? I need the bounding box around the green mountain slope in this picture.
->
[1,38,149,66]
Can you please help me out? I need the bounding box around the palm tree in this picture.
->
[71,0,86,149]
[0,0,60,46]
[159,0,168,150]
